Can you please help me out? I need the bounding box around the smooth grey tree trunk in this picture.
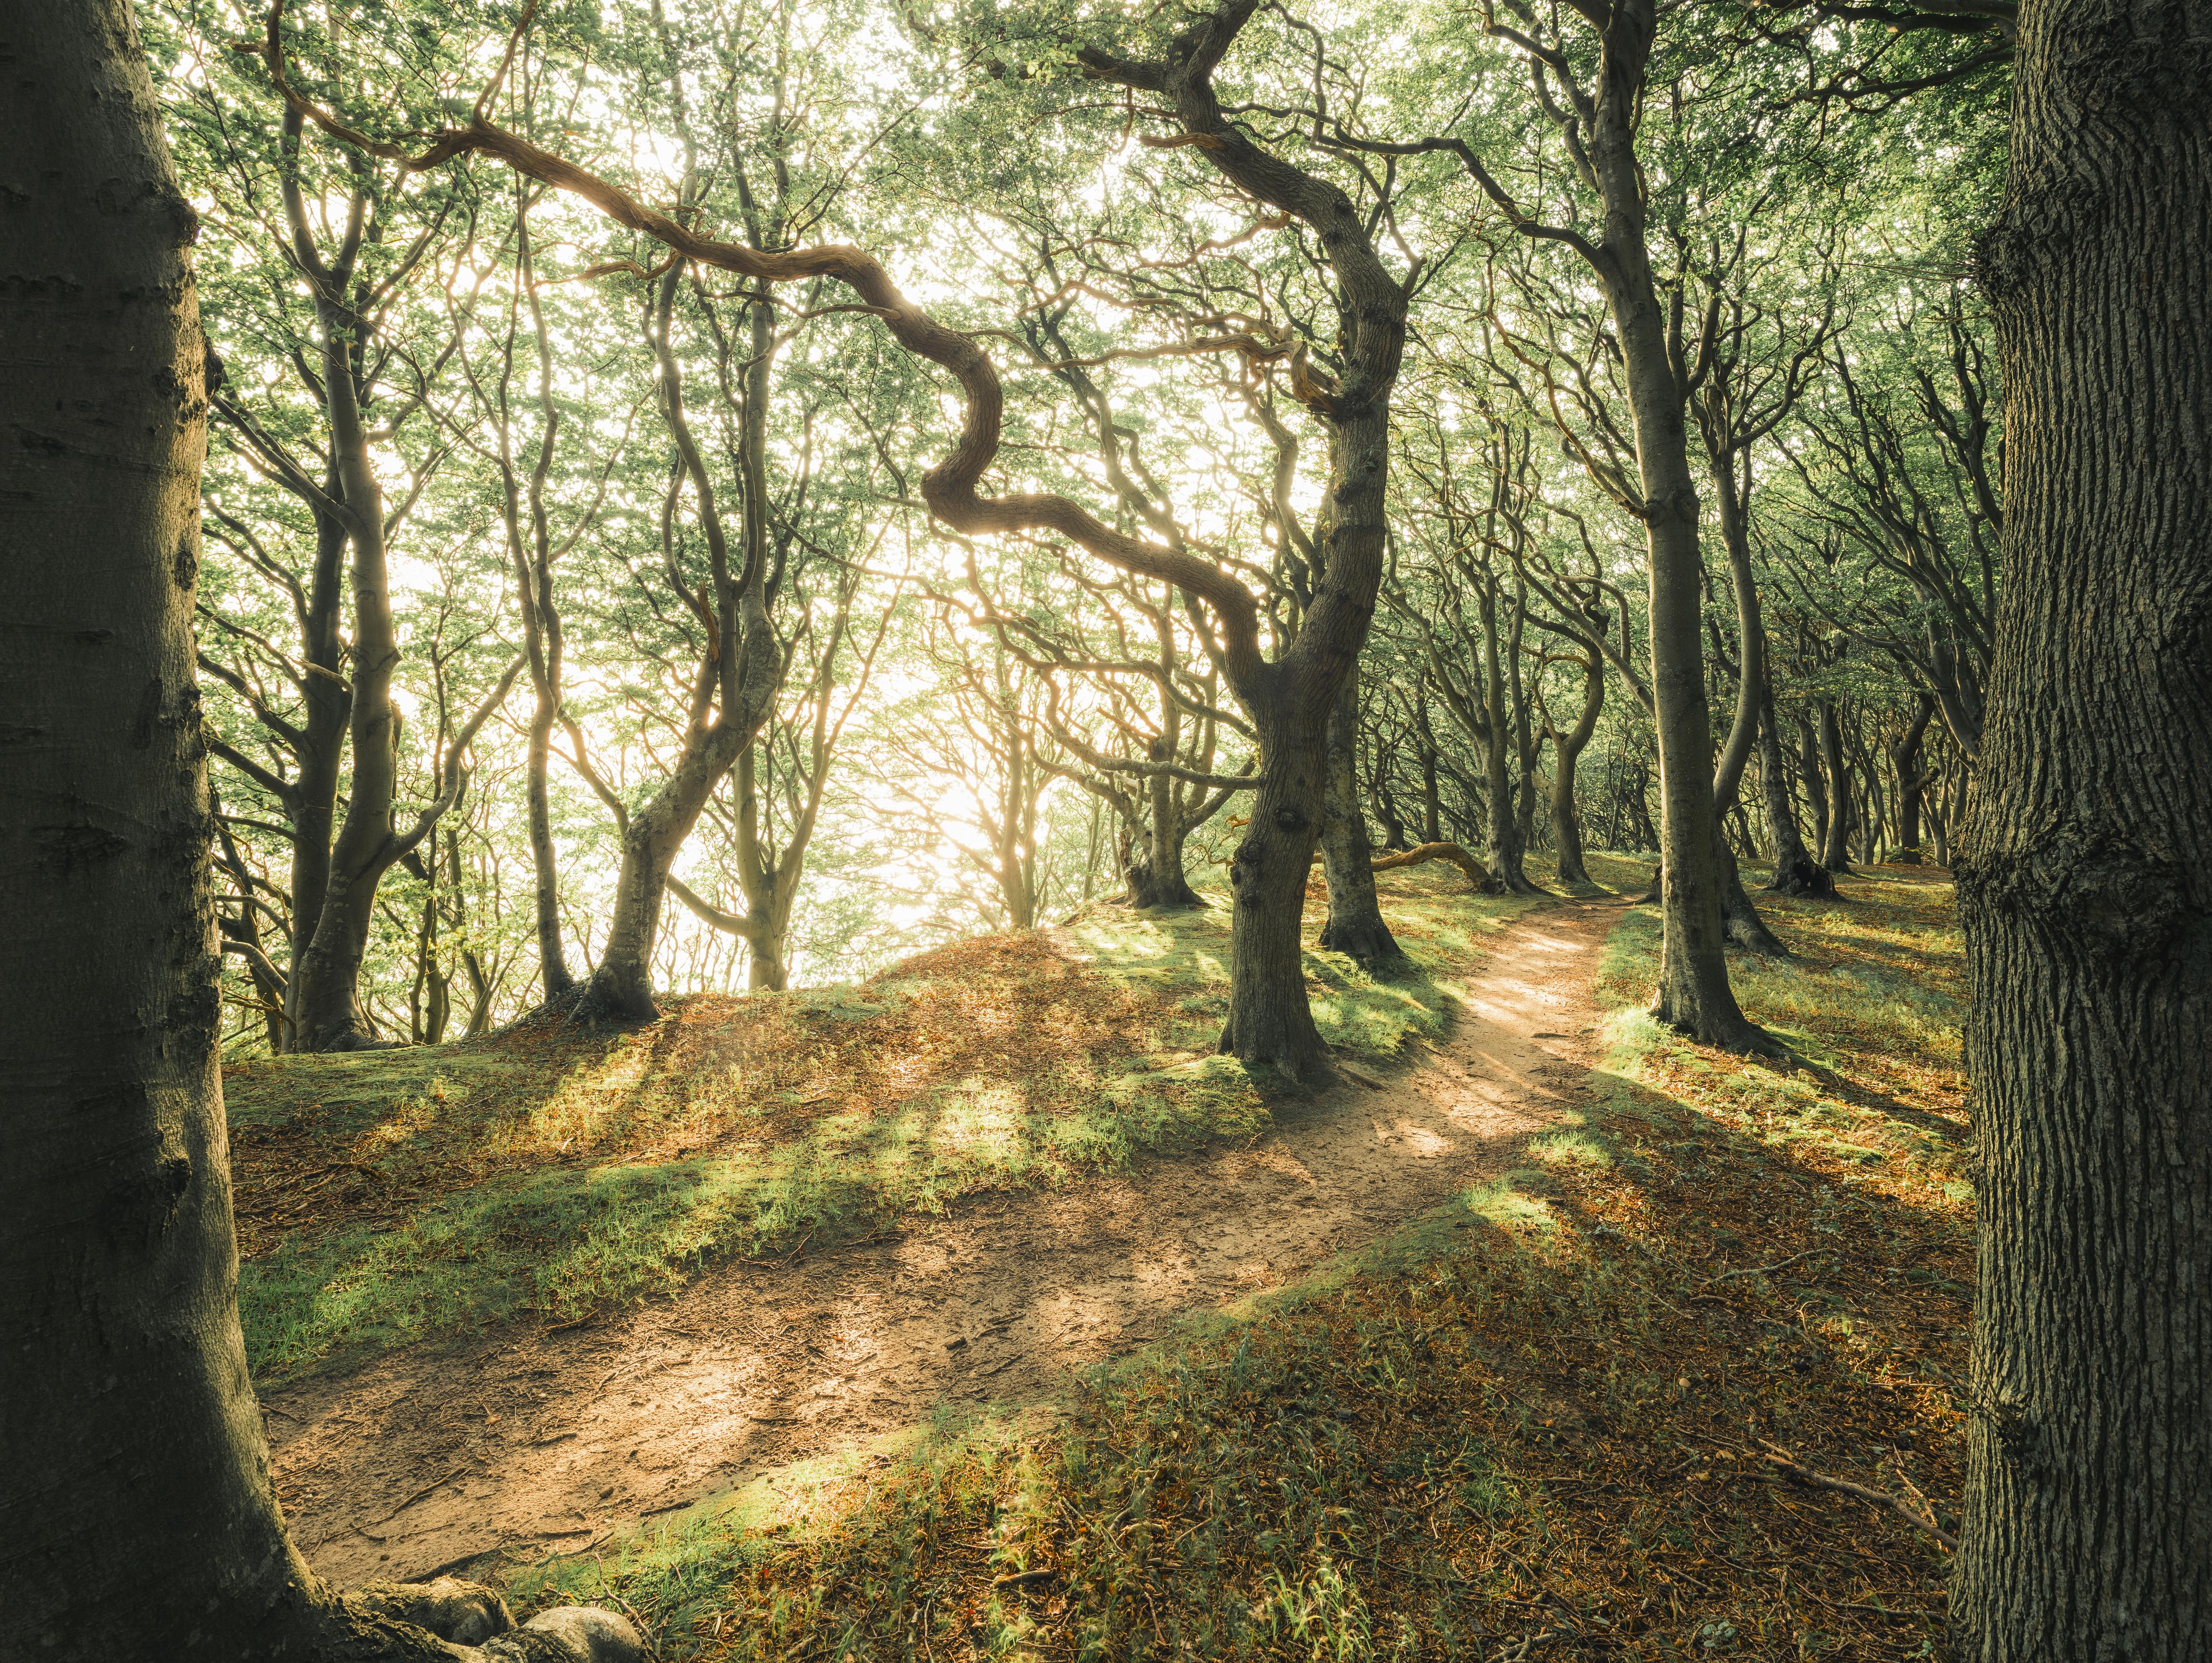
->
[1951,0,2212,1652]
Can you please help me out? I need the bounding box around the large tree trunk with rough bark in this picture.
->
[1950,0,2212,1653]
[1318,667,1405,964]
[0,13,635,1658]
[0,19,323,1646]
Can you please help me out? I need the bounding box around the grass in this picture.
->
[502,862,1971,1661]
[230,865,1537,1384]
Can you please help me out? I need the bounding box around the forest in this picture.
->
[2,0,2204,1657]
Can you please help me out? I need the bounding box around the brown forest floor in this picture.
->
[251,862,1972,1660]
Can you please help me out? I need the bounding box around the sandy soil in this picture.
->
[266,896,1628,1586]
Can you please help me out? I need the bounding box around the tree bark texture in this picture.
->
[1952,0,2212,1653]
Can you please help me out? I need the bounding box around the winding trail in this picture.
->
[267,896,1628,1586]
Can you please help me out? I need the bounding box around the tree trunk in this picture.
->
[1318,667,1406,965]
[1817,701,1855,873]
[0,17,636,1657]
[1798,714,1830,858]
[1610,297,1765,1046]
[280,480,353,1046]
[1222,711,1330,1076]
[1126,738,1205,909]
[1890,697,1933,864]
[1951,0,2212,1651]
[1548,643,1605,886]
[1760,694,1833,897]
[1477,579,1542,894]
[1707,461,1787,955]
[582,277,778,1023]
[0,23,328,1645]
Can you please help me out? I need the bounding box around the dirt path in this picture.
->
[268,896,1628,1586]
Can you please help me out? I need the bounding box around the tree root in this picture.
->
[344,1577,644,1661]
[1764,852,1837,899]
[1363,841,1503,893]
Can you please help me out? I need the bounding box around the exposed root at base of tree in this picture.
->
[1364,841,1504,893]
[331,1576,641,1660]
[1766,854,1839,899]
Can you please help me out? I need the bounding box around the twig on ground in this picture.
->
[1705,1248,1826,1283]
[1757,1440,1957,1550]
[371,1463,471,1524]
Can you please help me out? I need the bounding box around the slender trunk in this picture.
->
[1549,645,1604,886]
[1370,773,1411,853]
[1318,666,1405,965]
[1798,715,1830,856]
[1760,691,1830,896]
[1478,580,1540,893]
[1611,292,1763,1046]
[516,219,576,997]
[1893,701,1929,864]
[289,325,406,1048]
[1420,734,1442,844]
[1707,459,1786,955]
[524,697,572,992]
[583,279,777,1022]
[1817,702,1855,873]
[280,479,352,1047]
[1953,0,2212,1650]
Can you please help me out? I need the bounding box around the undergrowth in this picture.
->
[508,864,1969,1661]
[231,867,1535,1383]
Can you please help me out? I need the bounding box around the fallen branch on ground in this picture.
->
[1756,1440,1957,1550]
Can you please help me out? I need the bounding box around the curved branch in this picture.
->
[238,4,1264,684]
